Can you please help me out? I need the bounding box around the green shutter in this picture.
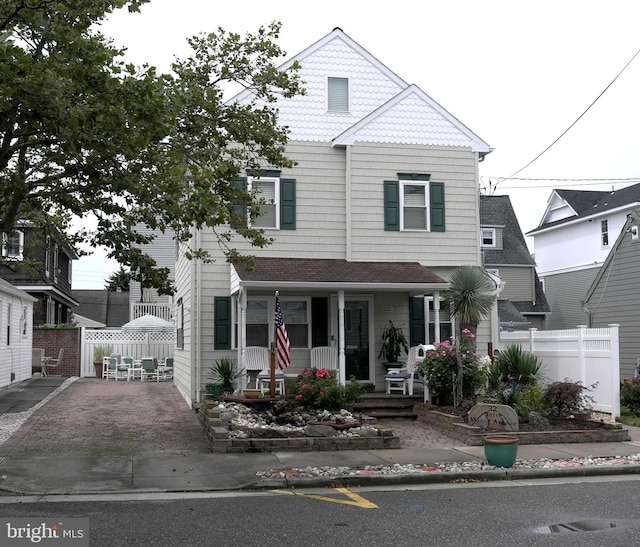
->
[409,297,426,345]
[384,180,400,231]
[311,297,329,346]
[280,178,296,230]
[430,182,445,232]
[214,297,231,350]
[231,177,247,229]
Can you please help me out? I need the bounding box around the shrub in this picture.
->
[416,341,486,406]
[286,368,362,410]
[489,344,544,389]
[620,379,640,417]
[543,379,596,417]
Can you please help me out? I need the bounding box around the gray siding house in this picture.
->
[529,182,640,330]
[583,209,640,379]
[170,28,493,407]
[480,195,549,331]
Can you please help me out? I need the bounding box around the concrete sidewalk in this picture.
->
[0,377,638,495]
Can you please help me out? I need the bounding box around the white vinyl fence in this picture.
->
[498,324,620,418]
[80,327,175,378]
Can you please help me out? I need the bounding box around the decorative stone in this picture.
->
[468,403,519,432]
[357,426,379,437]
[304,424,338,437]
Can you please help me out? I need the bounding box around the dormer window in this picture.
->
[327,77,349,112]
[481,228,496,247]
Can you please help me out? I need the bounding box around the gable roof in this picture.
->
[528,182,640,235]
[72,290,130,327]
[332,84,491,154]
[479,194,535,266]
[231,258,448,294]
[0,277,37,302]
[228,28,491,155]
[584,209,640,304]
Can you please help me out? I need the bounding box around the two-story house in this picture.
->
[527,183,640,330]
[1,222,78,326]
[583,209,640,378]
[169,28,492,406]
[480,195,549,331]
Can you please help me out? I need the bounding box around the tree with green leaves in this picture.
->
[104,266,131,292]
[0,1,303,294]
[443,265,497,403]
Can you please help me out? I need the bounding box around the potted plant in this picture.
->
[206,358,244,396]
[93,345,113,378]
[378,320,409,368]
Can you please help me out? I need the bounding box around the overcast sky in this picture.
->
[73,0,640,289]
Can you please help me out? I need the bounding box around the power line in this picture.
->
[485,177,640,191]
[492,45,640,189]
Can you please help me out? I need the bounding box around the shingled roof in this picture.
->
[528,182,640,234]
[480,194,535,266]
[232,258,447,287]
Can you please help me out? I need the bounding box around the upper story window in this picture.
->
[400,181,428,230]
[327,77,349,112]
[2,231,24,260]
[249,176,279,229]
[45,236,51,278]
[481,228,496,247]
[384,175,445,232]
[601,219,609,247]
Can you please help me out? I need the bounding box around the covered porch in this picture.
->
[230,258,450,391]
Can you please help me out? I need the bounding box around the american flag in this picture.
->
[275,297,291,371]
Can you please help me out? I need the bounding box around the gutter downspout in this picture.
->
[345,145,352,261]
[195,228,202,404]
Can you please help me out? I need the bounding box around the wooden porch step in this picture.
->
[350,393,421,420]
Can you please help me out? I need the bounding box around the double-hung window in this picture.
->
[2,231,23,260]
[601,219,609,247]
[481,228,496,247]
[384,174,445,232]
[250,177,279,229]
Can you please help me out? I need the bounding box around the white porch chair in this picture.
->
[249,346,285,395]
[384,344,434,396]
[43,348,64,376]
[310,346,338,371]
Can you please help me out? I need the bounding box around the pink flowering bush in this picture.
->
[286,367,362,410]
[415,340,485,406]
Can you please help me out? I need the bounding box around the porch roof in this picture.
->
[231,258,448,294]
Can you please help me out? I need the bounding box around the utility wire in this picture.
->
[492,46,640,188]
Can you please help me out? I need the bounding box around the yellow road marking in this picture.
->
[271,487,378,509]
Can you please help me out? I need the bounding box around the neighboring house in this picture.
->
[72,290,130,328]
[480,195,550,331]
[128,225,175,322]
[583,209,640,378]
[167,28,492,406]
[527,182,640,330]
[0,277,36,387]
[1,222,78,326]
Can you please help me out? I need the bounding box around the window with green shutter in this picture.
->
[214,297,231,349]
[383,176,445,232]
[409,297,426,345]
[247,175,296,230]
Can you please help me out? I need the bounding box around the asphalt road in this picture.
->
[2,477,640,546]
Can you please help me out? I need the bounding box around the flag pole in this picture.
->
[270,291,278,398]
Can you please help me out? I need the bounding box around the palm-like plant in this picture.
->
[443,265,497,402]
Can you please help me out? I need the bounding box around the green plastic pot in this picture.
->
[483,435,518,467]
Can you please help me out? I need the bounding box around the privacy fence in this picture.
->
[498,324,620,418]
[80,328,175,378]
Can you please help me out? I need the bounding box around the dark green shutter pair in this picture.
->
[409,297,426,346]
[383,180,445,231]
[233,177,296,230]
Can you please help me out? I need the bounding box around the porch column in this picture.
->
[338,290,346,385]
[239,290,248,389]
[433,291,441,344]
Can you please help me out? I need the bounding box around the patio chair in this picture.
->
[32,348,45,376]
[384,344,434,396]
[160,357,174,380]
[310,346,338,372]
[43,349,64,376]
[103,357,117,380]
[122,356,140,381]
[140,358,159,382]
[249,346,285,395]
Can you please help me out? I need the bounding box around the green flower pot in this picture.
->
[483,435,518,467]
